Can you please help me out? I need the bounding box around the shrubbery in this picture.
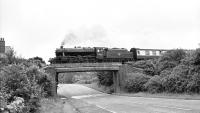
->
[186,73,200,93]
[92,49,200,94]
[144,75,163,93]
[58,72,98,84]
[124,48,200,94]
[124,73,150,92]
[97,71,113,86]
[190,48,200,65]
[131,59,159,76]
[0,52,52,113]
[157,49,186,72]
[159,49,186,63]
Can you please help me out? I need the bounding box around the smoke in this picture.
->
[61,25,108,47]
[61,33,77,46]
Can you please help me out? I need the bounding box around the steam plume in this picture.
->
[61,33,77,46]
[61,25,108,47]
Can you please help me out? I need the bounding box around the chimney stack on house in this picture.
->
[0,38,5,53]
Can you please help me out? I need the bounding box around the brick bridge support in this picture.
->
[45,67,58,96]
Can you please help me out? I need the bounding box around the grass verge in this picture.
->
[116,92,200,100]
[40,97,77,113]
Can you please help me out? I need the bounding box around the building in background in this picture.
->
[0,38,12,58]
[0,38,5,53]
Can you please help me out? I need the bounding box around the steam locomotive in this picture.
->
[49,46,168,64]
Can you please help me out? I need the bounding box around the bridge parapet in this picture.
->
[56,67,120,72]
[48,62,122,68]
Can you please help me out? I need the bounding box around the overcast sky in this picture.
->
[1,0,200,63]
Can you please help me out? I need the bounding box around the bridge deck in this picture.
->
[49,62,122,68]
[56,67,120,72]
[45,63,122,72]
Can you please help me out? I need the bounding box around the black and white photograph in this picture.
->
[1,0,200,113]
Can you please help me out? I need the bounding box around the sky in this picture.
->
[1,0,200,63]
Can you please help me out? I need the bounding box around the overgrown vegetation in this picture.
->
[58,72,98,84]
[96,48,200,94]
[97,71,113,86]
[0,48,53,113]
[124,48,200,94]
[125,73,150,92]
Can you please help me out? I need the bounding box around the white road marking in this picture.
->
[72,94,109,99]
[95,105,117,113]
[72,94,117,113]
[61,98,67,100]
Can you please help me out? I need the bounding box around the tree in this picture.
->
[97,71,113,86]
[190,48,200,65]
[28,56,46,68]
[0,47,52,113]
[159,49,186,63]
[5,47,16,64]
[29,56,46,64]
[158,49,186,72]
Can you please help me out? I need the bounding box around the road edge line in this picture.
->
[95,105,117,113]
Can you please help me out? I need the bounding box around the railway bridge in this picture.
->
[45,63,129,96]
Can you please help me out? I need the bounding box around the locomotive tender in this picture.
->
[49,46,168,64]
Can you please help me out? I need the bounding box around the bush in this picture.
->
[158,49,186,72]
[161,65,191,93]
[144,75,163,93]
[159,49,186,63]
[157,61,178,72]
[124,49,200,94]
[59,73,74,84]
[0,48,52,112]
[28,96,40,113]
[191,48,200,65]
[162,75,189,93]
[0,63,53,112]
[97,71,113,86]
[159,69,172,77]
[124,73,150,92]
[37,74,53,97]
[132,60,159,76]
[131,60,149,69]
[186,73,200,93]
[143,64,157,76]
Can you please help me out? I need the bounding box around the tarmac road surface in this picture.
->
[58,84,106,97]
[58,84,200,113]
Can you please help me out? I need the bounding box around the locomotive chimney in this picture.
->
[60,45,63,49]
[0,38,5,53]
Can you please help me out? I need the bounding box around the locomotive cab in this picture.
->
[130,48,137,60]
[95,47,107,62]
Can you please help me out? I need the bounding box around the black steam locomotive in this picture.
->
[49,46,168,64]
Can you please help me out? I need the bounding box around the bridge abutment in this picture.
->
[45,67,58,96]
